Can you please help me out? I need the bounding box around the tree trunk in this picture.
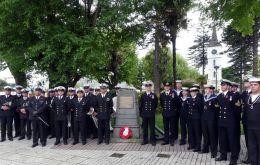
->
[202,37,205,75]
[7,62,27,87]
[252,17,259,77]
[153,29,161,95]
[171,31,177,89]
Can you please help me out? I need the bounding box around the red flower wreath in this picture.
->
[119,126,133,139]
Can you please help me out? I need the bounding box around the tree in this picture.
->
[0,0,144,88]
[204,0,260,76]
[222,25,253,87]
[0,79,8,90]
[142,48,200,86]
[188,29,210,75]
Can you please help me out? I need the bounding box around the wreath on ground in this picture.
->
[119,126,133,139]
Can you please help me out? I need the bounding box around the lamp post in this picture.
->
[214,65,219,91]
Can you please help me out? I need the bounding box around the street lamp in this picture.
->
[214,65,219,91]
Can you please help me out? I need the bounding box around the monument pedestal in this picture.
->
[112,89,141,143]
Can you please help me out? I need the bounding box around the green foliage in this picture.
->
[0,0,143,88]
[203,0,260,35]
[142,47,200,84]
[222,25,253,85]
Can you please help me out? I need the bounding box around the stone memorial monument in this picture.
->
[112,88,141,143]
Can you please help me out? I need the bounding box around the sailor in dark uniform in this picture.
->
[14,85,23,138]
[246,77,260,165]
[139,81,158,146]
[179,87,190,145]
[215,80,241,165]
[94,84,113,145]
[46,89,55,139]
[17,89,31,140]
[52,86,69,145]
[201,85,218,158]
[187,87,203,152]
[241,79,251,164]
[160,81,181,146]
[0,86,16,142]
[231,82,242,156]
[174,80,183,141]
[71,88,89,145]
[192,84,204,100]
[28,87,47,147]
[83,84,98,139]
[68,87,77,138]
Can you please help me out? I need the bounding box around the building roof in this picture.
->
[208,26,221,47]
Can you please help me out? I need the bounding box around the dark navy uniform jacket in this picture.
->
[17,97,30,119]
[95,93,113,120]
[160,90,181,117]
[71,97,89,121]
[139,92,158,118]
[188,95,204,120]
[28,96,47,120]
[201,94,218,122]
[241,90,250,124]
[246,94,260,130]
[52,96,70,121]
[216,91,241,127]
[180,96,191,119]
[0,95,16,117]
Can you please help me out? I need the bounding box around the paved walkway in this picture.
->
[0,136,248,165]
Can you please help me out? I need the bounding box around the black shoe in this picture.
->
[27,137,31,140]
[151,142,156,146]
[187,146,195,150]
[0,139,6,142]
[170,142,174,146]
[54,141,60,145]
[72,141,78,145]
[211,153,217,158]
[42,143,46,147]
[215,156,227,161]
[200,149,209,154]
[105,141,109,145]
[97,141,102,145]
[91,136,97,139]
[242,159,250,164]
[49,136,55,139]
[64,140,68,145]
[13,135,19,138]
[8,138,13,141]
[179,141,186,145]
[193,148,201,152]
[18,137,25,141]
[229,160,237,165]
[82,141,86,145]
[141,142,148,145]
[161,142,169,145]
[32,143,38,148]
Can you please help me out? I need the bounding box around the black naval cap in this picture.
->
[221,79,232,86]
[163,81,172,86]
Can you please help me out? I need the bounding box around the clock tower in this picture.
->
[206,27,222,90]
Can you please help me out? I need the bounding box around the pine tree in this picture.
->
[222,25,253,86]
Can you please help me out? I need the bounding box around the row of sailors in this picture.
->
[0,84,116,147]
[139,78,259,165]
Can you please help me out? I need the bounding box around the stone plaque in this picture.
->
[119,96,133,109]
[112,88,141,143]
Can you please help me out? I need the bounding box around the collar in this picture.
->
[192,95,197,99]
[222,90,228,96]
